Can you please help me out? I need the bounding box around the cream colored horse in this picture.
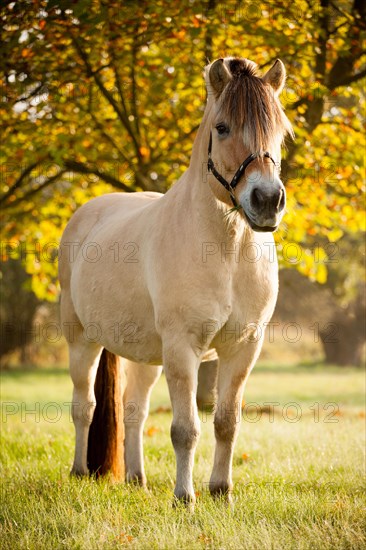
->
[59,57,293,505]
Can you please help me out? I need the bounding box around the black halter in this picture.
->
[207,130,277,208]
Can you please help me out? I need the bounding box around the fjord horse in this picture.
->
[59,57,293,505]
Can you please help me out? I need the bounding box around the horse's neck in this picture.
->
[189,100,212,170]
[177,102,247,245]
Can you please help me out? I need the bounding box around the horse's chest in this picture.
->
[225,254,279,335]
[233,265,278,314]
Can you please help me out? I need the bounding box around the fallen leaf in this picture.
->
[114,532,134,544]
[154,406,171,413]
[198,533,211,544]
[146,426,159,437]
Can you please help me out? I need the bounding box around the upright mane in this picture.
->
[218,58,293,152]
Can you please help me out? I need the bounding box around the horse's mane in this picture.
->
[218,58,293,152]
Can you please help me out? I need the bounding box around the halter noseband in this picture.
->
[207,130,277,208]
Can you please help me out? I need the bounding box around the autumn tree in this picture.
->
[1,0,365,364]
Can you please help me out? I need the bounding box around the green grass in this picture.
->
[1,363,365,549]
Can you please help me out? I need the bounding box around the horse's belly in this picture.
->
[102,319,163,365]
[96,299,162,364]
[70,256,163,365]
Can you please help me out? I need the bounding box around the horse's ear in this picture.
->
[262,59,286,95]
[208,59,232,98]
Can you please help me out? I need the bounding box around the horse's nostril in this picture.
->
[251,187,285,213]
[270,188,285,211]
[278,189,285,210]
[273,188,285,211]
[251,188,265,210]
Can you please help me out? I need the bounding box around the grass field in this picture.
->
[1,363,365,549]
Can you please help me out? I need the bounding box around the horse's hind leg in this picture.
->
[61,292,102,475]
[69,339,102,475]
[123,361,162,486]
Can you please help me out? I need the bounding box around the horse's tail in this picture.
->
[87,349,125,480]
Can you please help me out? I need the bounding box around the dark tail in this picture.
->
[196,359,218,412]
[87,349,125,480]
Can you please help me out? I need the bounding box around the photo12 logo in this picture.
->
[201,241,339,265]
[0,240,140,265]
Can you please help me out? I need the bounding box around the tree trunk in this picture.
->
[0,259,40,366]
[320,297,365,366]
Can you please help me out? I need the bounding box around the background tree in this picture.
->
[0,258,40,365]
[1,0,365,364]
[319,233,365,366]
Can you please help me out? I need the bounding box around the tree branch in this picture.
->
[107,40,130,121]
[71,35,143,163]
[63,159,140,191]
[131,28,141,140]
[0,158,47,206]
[204,0,216,63]
[328,67,366,89]
[85,86,133,168]
[4,170,66,210]
[327,0,366,89]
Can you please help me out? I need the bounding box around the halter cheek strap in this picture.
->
[207,130,277,208]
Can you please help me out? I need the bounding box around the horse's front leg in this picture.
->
[163,342,201,505]
[210,341,263,501]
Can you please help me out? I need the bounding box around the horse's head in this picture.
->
[205,57,294,232]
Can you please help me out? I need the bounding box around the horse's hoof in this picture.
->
[70,467,88,478]
[172,492,196,511]
[126,472,147,489]
[209,482,233,506]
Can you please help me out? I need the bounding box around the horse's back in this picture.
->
[59,191,162,288]
[61,191,161,245]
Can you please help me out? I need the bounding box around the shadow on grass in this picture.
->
[0,366,69,380]
[1,361,362,381]
[252,361,361,374]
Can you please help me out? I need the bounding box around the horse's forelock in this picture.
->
[228,58,258,78]
[218,58,292,151]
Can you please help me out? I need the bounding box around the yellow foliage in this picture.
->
[1,0,365,299]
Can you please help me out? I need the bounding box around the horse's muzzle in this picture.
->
[242,183,286,232]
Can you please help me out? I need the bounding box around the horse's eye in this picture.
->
[215,123,229,136]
